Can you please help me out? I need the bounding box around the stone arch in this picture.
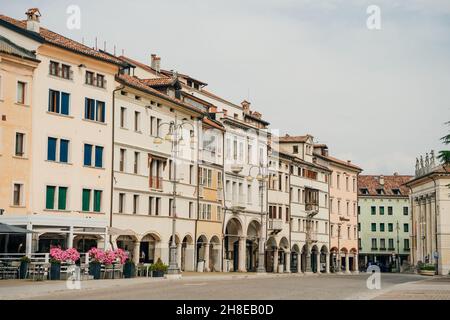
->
[246,220,262,240]
[224,217,244,272]
[279,237,289,252]
[140,232,161,264]
[72,234,101,253]
[209,235,221,272]
[181,234,194,272]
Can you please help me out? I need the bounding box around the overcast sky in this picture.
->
[3,0,449,175]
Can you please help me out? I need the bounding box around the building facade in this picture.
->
[358,174,412,272]
[314,145,362,273]
[406,153,450,275]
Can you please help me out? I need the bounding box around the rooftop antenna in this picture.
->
[103,41,106,52]
[95,37,98,50]
[114,45,116,56]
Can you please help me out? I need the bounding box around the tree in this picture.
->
[438,121,450,164]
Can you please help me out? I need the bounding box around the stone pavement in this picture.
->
[373,276,450,300]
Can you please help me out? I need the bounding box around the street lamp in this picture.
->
[154,116,195,277]
[246,164,274,273]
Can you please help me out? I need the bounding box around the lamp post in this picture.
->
[246,164,273,273]
[396,220,400,272]
[154,115,195,277]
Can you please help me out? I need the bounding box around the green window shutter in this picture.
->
[46,186,56,209]
[82,189,91,212]
[58,187,67,210]
[93,190,102,212]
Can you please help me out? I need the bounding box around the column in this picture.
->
[238,237,246,272]
[297,253,302,273]
[273,248,279,273]
[325,253,330,273]
[26,223,33,256]
[285,252,291,273]
[305,250,312,273]
[186,244,195,271]
[177,244,182,271]
[345,253,350,274]
[68,226,74,249]
[316,252,321,273]
[204,243,210,272]
[353,253,359,273]
[133,241,141,264]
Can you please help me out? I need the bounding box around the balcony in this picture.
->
[230,197,246,213]
[149,176,163,190]
[268,219,283,232]
[231,164,243,174]
[305,203,319,214]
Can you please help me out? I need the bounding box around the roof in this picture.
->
[405,164,450,186]
[119,55,166,76]
[0,34,39,61]
[358,175,413,197]
[314,153,363,172]
[115,73,205,116]
[203,117,225,131]
[0,14,124,66]
[279,135,311,143]
[141,77,177,87]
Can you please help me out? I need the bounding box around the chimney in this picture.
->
[379,175,385,186]
[26,8,41,33]
[151,54,161,73]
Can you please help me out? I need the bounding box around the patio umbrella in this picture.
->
[0,223,36,254]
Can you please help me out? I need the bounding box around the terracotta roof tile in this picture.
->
[315,153,363,171]
[358,175,413,197]
[0,14,124,66]
[141,78,177,87]
[279,135,311,143]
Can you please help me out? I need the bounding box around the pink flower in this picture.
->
[114,248,129,264]
[65,248,80,263]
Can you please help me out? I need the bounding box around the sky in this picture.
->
[2,0,449,175]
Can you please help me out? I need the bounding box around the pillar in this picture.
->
[273,248,279,273]
[305,250,312,273]
[68,226,74,249]
[204,243,210,272]
[177,244,182,270]
[316,252,321,273]
[297,252,302,273]
[26,223,33,256]
[186,244,195,271]
[353,253,359,273]
[325,253,330,273]
[345,253,350,274]
[238,237,246,272]
[133,241,141,264]
[285,252,291,273]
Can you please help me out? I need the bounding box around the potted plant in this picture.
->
[123,259,136,278]
[419,263,436,276]
[88,247,105,280]
[65,248,80,265]
[150,258,168,277]
[49,247,66,280]
[19,256,31,279]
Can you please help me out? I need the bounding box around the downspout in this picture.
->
[288,159,292,270]
[109,84,125,250]
[221,128,227,272]
[194,117,200,271]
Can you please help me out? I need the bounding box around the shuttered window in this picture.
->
[95,146,103,168]
[58,187,67,210]
[47,137,57,161]
[46,186,56,209]
[93,190,102,212]
[82,189,91,212]
[84,144,92,166]
[59,139,69,163]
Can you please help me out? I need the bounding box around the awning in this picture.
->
[0,223,36,235]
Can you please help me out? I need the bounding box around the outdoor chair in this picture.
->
[0,261,20,279]
[102,264,115,279]
[28,263,50,281]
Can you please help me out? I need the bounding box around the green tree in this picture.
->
[438,121,450,164]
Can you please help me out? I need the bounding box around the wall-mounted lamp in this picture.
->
[0,208,4,215]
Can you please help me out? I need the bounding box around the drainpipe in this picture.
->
[427,175,439,275]
[220,129,227,272]
[109,84,125,250]
[194,117,200,271]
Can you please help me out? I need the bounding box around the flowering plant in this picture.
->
[49,246,67,264]
[88,247,106,264]
[114,248,129,264]
[65,248,80,264]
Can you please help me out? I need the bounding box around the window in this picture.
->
[49,61,59,76]
[84,144,92,166]
[48,137,69,163]
[379,206,385,215]
[380,239,386,250]
[13,183,23,206]
[119,149,126,172]
[96,74,105,88]
[17,81,26,104]
[85,98,105,122]
[120,107,126,128]
[358,206,361,215]
[346,177,349,191]
[247,185,252,204]
[119,193,125,213]
[189,202,194,219]
[347,226,351,239]
[371,223,376,232]
[337,174,340,189]
[45,186,67,211]
[388,206,393,215]
[134,111,140,132]
[48,90,70,115]
[380,223,385,232]
[95,146,104,168]
[15,133,25,157]
[392,189,401,195]
[82,189,91,212]
[93,190,102,212]
[404,239,410,250]
[376,188,385,195]
[403,207,409,215]
[133,195,139,214]
[83,144,103,168]
[388,239,394,250]
[360,188,369,195]
[85,71,94,85]
[371,238,377,250]
[388,223,393,232]
[358,223,361,232]
[61,64,71,80]
[404,224,409,233]
[134,152,139,174]
[293,145,298,154]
